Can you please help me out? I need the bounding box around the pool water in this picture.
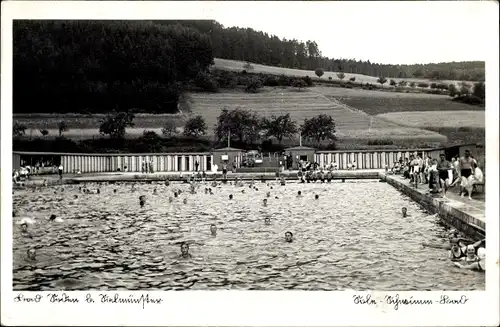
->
[12,180,485,290]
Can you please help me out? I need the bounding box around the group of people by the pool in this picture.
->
[14,175,486,272]
[389,150,483,200]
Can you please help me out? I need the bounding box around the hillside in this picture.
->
[213,58,475,89]
[187,88,446,142]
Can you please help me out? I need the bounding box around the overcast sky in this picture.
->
[211,1,494,65]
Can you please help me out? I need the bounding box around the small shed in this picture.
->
[212,147,244,171]
[284,146,317,169]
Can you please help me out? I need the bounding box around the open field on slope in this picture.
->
[313,86,485,115]
[214,58,474,89]
[186,88,446,141]
[13,88,447,143]
[376,111,485,129]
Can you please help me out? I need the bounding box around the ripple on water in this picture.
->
[12,181,484,291]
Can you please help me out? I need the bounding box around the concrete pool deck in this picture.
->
[16,169,485,240]
[382,173,485,240]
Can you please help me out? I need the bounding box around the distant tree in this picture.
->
[57,120,68,136]
[377,77,387,86]
[13,121,27,137]
[459,82,471,96]
[300,114,336,146]
[389,79,396,86]
[214,108,263,144]
[315,68,324,78]
[243,62,254,70]
[349,77,356,82]
[412,68,424,78]
[291,79,308,91]
[194,71,219,92]
[448,84,458,97]
[303,76,314,87]
[183,115,207,138]
[337,72,345,80]
[245,78,263,93]
[39,129,49,137]
[473,82,485,101]
[162,120,178,137]
[99,111,135,138]
[398,80,407,87]
[262,113,298,144]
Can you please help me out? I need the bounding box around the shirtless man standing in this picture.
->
[458,150,475,197]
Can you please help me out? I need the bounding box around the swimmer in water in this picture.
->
[454,247,485,271]
[229,194,233,200]
[168,196,174,203]
[448,238,467,261]
[402,207,408,217]
[241,189,245,194]
[263,199,268,206]
[27,248,36,261]
[97,189,100,194]
[153,188,157,194]
[113,189,117,193]
[266,191,271,198]
[49,214,57,221]
[297,191,302,197]
[180,242,192,259]
[210,224,217,236]
[285,231,293,243]
[314,194,319,200]
[174,192,178,198]
[183,198,188,204]
[20,222,28,233]
[140,200,145,207]
[264,217,271,225]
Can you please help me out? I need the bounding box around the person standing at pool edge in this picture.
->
[458,150,474,196]
[437,153,452,198]
[58,164,63,179]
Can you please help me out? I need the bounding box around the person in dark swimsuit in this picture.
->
[448,239,467,261]
[459,150,474,196]
[437,153,452,197]
[180,243,192,259]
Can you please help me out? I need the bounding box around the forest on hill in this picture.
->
[160,20,485,81]
[13,20,214,114]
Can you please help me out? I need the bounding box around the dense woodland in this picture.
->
[14,20,213,114]
[14,20,484,115]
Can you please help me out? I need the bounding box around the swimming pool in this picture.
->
[12,180,485,290]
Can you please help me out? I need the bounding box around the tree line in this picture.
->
[165,20,485,81]
[13,109,337,153]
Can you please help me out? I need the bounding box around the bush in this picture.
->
[194,71,219,92]
[398,80,407,87]
[243,62,254,70]
[349,77,356,82]
[417,82,429,88]
[367,139,394,146]
[430,82,438,89]
[245,78,263,93]
[389,79,396,86]
[13,121,27,137]
[303,76,314,87]
[315,68,324,78]
[448,84,458,97]
[409,82,416,88]
[264,75,279,87]
[437,83,449,90]
[473,82,485,101]
[328,76,332,80]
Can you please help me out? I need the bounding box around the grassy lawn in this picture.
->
[313,86,485,115]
